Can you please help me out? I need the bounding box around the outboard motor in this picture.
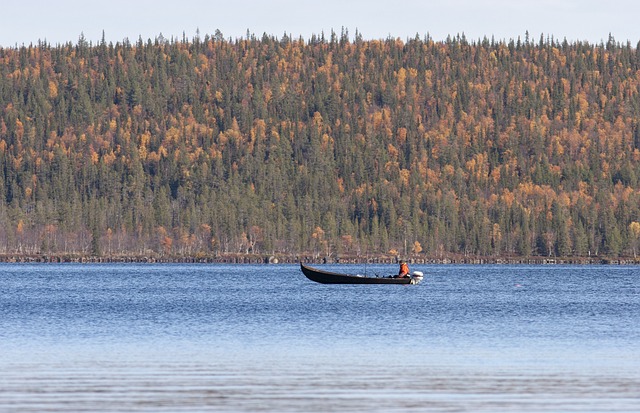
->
[410,271,424,284]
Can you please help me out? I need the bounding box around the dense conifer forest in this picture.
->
[1,30,640,260]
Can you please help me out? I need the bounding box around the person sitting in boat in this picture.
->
[397,260,410,278]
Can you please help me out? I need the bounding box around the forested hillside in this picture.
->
[1,31,640,260]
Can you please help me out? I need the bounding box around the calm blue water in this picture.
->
[1,263,639,412]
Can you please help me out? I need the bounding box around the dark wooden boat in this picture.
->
[300,263,423,284]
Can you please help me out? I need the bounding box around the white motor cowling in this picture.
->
[410,271,424,284]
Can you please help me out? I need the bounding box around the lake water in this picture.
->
[1,263,639,412]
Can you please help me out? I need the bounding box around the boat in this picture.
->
[300,263,423,284]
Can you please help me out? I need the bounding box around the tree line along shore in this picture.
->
[1,32,640,260]
[1,253,638,266]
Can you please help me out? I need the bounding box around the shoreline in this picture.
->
[1,253,638,265]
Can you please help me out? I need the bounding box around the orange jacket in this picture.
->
[399,262,409,276]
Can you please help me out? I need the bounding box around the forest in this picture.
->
[1,30,640,260]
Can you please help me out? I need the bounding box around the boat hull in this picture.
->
[300,263,421,284]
